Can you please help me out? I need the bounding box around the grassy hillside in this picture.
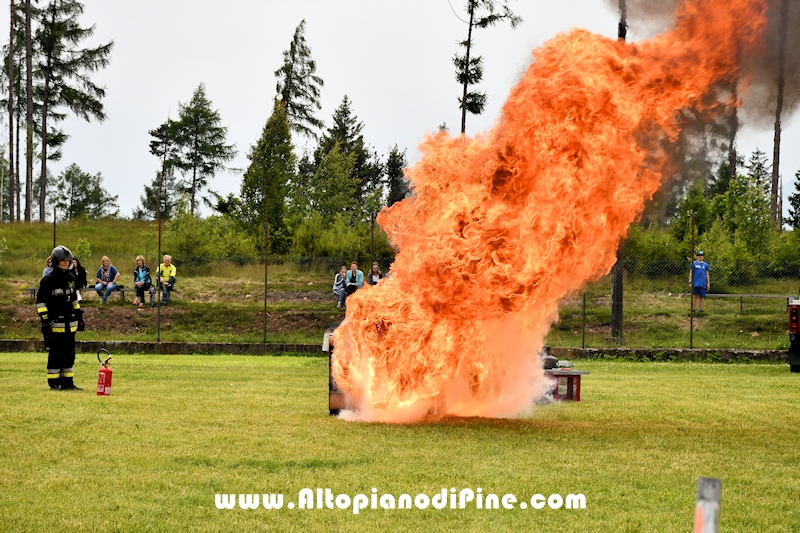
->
[0,219,158,276]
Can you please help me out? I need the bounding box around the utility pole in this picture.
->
[157,170,163,342]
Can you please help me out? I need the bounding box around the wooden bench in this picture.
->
[23,287,38,303]
[85,285,129,302]
[24,286,129,303]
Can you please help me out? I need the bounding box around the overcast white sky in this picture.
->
[1,0,796,218]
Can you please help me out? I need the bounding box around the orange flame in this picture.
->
[332,0,767,422]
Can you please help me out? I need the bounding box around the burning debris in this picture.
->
[332,0,770,423]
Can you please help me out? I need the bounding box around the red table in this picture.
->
[544,369,589,401]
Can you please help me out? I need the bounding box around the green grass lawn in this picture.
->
[1,354,797,532]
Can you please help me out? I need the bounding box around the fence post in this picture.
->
[610,246,625,343]
[264,207,269,344]
[690,214,695,349]
[582,292,586,349]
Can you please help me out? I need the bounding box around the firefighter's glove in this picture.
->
[41,322,52,350]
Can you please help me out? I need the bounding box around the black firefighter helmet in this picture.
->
[51,245,74,267]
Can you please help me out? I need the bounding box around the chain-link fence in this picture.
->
[5,255,800,349]
[552,260,800,350]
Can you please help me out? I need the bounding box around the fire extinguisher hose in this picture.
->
[97,348,111,367]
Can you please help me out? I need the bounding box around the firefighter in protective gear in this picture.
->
[37,245,85,390]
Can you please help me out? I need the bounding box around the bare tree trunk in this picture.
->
[6,0,14,223]
[39,95,49,222]
[728,81,739,179]
[771,0,788,229]
[611,0,628,342]
[618,0,627,40]
[24,0,32,223]
[191,166,197,215]
[15,103,21,222]
[38,0,57,223]
[39,69,51,222]
[460,8,474,135]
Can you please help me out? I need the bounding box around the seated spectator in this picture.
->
[344,262,364,305]
[151,254,177,307]
[71,258,88,300]
[132,255,152,307]
[368,262,384,285]
[71,258,87,289]
[95,256,120,303]
[42,256,53,278]
[333,266,347,309]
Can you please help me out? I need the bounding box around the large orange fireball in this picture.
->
[332,0,767,422]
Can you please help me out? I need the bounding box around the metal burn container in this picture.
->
[323,332,353,415]
[323,331,446,418]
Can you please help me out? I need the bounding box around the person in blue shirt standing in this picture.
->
[691,250,710,313]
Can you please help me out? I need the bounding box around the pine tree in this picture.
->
[274,19,324,139]
[51,162,118,219]
[35,0,112,221]
[453,1,521,134]
[239,101,296,253]
[141,118,181,220]
[746,148,771,196]
[133,171,177,220]
[173,83,237,215]
[315,96,365,160]
[307,143,357,223]
[314,95,380,208]
[385,145,409,207]
[786,170,800,229]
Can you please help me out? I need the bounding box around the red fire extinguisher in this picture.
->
[96,348,112,396]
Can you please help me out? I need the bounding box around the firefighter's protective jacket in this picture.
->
[37,268,81,333]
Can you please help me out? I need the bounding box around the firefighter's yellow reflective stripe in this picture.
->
[61,371,74,378]
[47,374,60,380]
[40,313,49,320]
[37,304,48,313]
[52,327,65,333]
[72,302,81,310]
[69,325,78,333]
